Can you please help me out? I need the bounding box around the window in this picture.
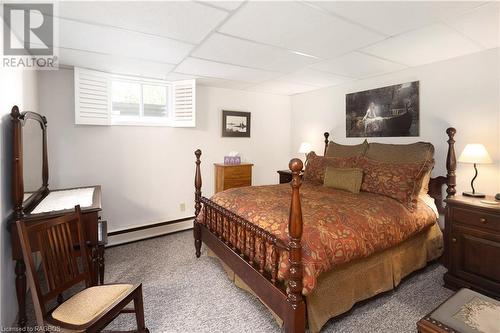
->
[111,80,170,125]
[75,67,195,127]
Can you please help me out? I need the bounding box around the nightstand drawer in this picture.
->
[453,207,500,233]
[223,166,252,180]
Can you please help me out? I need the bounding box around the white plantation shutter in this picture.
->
[171,79,196,127]
[74,68,111,125]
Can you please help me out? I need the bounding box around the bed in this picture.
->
[193,128,458,333]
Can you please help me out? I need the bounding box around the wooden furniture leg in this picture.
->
[134,285,149,333]
[194,149,202,258]
[98,244,105,285]
[15,259,27,327]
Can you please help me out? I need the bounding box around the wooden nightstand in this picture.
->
[214,163,253,193]
[277,170,293,184]
[444,195,500,298]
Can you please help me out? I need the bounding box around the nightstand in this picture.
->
[277,170,293,184]
[214,163,253,193]
[444,195,500,298]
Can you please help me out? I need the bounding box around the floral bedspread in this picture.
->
[200,183,436,295]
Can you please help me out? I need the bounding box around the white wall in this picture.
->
[38,68,292,232]
[291,48,500,195]
[0,69,38,327]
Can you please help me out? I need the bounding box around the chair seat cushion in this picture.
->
[52,284,133,326]
[430,288,500,333]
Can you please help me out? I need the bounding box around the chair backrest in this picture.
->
[16,205,92,324]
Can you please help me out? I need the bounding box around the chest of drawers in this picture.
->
[214,163,253,193]
[444,195,500,298]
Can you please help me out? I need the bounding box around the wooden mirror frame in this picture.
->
[11,105,49,219]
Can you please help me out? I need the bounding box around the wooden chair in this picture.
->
[16,205,149,332]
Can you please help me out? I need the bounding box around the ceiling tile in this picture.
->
[362,24,482,67]
[58,18,193,64]
[446,2,499,49]
[280,68,353,87]
[175,57,280,83]
[59,48,175,79]
[54,1,227,44]
[309,52,407,79]
[218,1,384,59]
[247,80,319,95]
[202,1,244,11]
[192,33,319,73]
[311,1,486,36]
[196,77,254,90]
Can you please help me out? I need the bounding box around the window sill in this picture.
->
[111,118,171,127]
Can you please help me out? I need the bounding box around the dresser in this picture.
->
[9,107,106,327]
[214,163,253,193]
[444,195,500,298]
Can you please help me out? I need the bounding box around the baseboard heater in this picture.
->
[107,216,194,247]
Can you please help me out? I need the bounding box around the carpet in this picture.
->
[22,230,453,332]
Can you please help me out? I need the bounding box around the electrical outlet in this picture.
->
[180,203,186,212]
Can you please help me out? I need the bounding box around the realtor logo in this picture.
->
[2,3,58,69]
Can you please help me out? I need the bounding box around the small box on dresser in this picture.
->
[214,163,253,193]
[444,195,500,299]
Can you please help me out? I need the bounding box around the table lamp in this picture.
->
[458,144,492,198]
[298,142,311,161]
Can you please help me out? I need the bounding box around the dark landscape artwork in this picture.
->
[222,110,251,137]
[346,81,419,137]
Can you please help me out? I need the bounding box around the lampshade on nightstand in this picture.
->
[458,144,492,198]
[298,142,311,154]
[298,142,311,166]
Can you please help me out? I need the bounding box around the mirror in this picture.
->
[22,119,44,203]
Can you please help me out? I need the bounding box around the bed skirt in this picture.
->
[207,222,443,333]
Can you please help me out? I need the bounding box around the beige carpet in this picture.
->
[22,229,453,332]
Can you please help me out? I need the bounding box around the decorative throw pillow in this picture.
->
[325,140,368,158]
[303,152,359,185]
[323,167,363,194]
[358,157,435,210]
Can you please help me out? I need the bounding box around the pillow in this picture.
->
[358,157,435,210]
[323,167,363,194]
[365,142,434,163]
[303,152,359,185]
[325,140,368,158]
[365,142,435,196]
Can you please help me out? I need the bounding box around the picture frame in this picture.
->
[222,110,251,138]
[345,81,419,137]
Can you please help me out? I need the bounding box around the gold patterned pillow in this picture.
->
[359,157,435,210]
[303,152,359,185]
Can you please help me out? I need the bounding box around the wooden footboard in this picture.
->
[193,151,306,333]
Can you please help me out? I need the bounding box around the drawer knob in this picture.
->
[452,238,457,243]
[479,217,487,224]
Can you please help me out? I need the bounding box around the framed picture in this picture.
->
[222,110,251,137]
[346,81,419,137]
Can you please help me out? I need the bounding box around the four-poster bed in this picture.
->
[193,128,457,333]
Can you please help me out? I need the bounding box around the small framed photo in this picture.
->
[222,110,251,137]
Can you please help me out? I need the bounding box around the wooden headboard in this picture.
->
[322,128,457,214]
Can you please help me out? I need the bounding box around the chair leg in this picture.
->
[134,286,149,333]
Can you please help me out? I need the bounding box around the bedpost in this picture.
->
[285,158,306,333]
[445,128,457,198]
[323,132,330,156]
[194,149,202,258]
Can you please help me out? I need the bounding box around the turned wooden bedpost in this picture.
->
[445,128,457,198]
[194,149,202,258]
[285,158,306,333]
[323,132,330,156]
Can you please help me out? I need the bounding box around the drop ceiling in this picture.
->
[45,1,500,95]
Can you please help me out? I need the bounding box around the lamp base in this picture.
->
[463,191,486,198]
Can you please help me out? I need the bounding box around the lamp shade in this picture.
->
[458,144,492,164]
[298,142,312,154]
